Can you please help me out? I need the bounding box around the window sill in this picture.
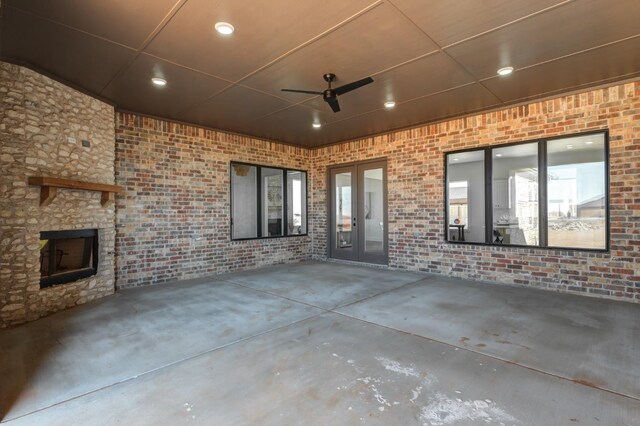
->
[231,233,309,242]
[444,240,609,254]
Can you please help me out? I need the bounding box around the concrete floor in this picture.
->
[0,261,638,425]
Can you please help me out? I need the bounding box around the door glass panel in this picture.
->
[335,172,352,249]
[363,168,384,254]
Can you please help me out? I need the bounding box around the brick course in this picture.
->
[310,82,640,302]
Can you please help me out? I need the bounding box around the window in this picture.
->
[287,171,307,235]
[231,164,257,239]
[547,134,606,250]
[445,131,608,251]
[262,168,284,237]
[231,162,307,240]
[446,150,485,243]
[492,143,539,246]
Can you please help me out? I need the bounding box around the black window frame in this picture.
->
[444,129,610,253]
[230,161,309,241]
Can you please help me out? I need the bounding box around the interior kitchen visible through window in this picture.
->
[446,149,485,243]
[445,131,608,251]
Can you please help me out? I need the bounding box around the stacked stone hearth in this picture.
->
[0,62,116,327]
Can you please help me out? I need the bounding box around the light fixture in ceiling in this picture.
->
[566,144,574,149]
[452,158,459,161]
[497,66,514,76]
[215,22,235,35]
[495,153,502,157]
[312,122,321,129]
[384,101,396,109]
[585,141,594,145]
[151,77,167,87]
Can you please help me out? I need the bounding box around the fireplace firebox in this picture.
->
[39,229,99,288]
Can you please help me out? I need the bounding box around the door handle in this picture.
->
[353,217,356,227]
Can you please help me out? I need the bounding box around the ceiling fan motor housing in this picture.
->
[323,89,336,100]
[323,73,337,100]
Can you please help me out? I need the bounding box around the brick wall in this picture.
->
[3,62,637,329]
[114,113,311,288]
[310,81,640,302]
[0,62,116,327]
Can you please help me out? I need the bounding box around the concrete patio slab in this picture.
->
[337,275,640,400]
[222,260,425,309]
[0,278,321,421]
[2,262,638,425]
[5,313,638,425]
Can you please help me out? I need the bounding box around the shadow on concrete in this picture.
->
[0,311,73,422]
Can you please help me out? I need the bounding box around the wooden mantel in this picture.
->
[28,177,123,207]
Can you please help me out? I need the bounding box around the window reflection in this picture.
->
[547,134,606,249]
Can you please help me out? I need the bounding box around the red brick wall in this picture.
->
[114,81,639,302]
[310,82,640,302]
[115,113,310,288]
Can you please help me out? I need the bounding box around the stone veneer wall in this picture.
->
[310,81,640,302]
[114,113,311,288]
[0,62,116,327]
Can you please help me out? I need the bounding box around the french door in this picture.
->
[329,159,387,264]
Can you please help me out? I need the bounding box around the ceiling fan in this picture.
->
[281,73,374,113]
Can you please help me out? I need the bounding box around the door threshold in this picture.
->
[324,258,389,269]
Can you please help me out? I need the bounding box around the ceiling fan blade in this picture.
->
[327,97,341,113]
[334,76,374,96]
[281,89,324,95]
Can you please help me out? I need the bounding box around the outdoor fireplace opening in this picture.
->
[39,229,99,288]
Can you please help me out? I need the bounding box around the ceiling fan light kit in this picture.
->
[282,73,374,113]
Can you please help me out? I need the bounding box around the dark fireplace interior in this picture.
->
[39,229,99,288]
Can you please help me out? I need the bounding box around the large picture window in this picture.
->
[445,131,608,251]
[231,162,307,241]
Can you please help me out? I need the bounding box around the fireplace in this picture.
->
[39,229,99,288]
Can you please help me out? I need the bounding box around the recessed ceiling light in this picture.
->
[384,101,396,109]
[312,123,321,129]
[497,66,514,76]
[566,144,574,149]
[151,77,167,87]
[585,141,594,145]
[453,158,459,161]
[215,22,235,35]
[496,153,502,157]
